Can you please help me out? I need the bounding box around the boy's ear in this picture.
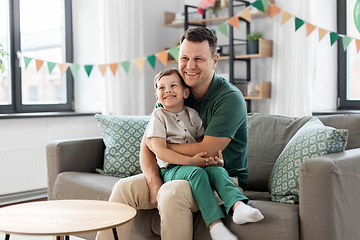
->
[155,93,159,101]
[183,88,190,99]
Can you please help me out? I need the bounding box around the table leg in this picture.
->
[4,234,10,240]
[65,236,70,240]
[112,228,119,240]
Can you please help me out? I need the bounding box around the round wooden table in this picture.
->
[0,200,136,240]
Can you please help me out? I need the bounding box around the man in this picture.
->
[96,27,250,240]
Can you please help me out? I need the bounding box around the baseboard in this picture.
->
[0,188,48,206]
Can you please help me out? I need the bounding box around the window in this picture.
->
[0,0,73,114]
[338,0,360,109]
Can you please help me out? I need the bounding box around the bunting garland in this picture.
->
[19,0,360,78]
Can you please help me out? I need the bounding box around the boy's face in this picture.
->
[155,73,190,113]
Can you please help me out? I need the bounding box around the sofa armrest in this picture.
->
[299,148,360,240]
[46,137,105,200]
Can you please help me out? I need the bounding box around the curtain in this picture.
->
[100,0,146,115]
[270,0,337,117]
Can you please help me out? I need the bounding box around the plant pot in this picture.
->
[247,40,259,54]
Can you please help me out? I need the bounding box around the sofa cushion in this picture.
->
[53,172,120,200]
[268,117,348,203]
[247,113,312,191]
[95,114,150,178]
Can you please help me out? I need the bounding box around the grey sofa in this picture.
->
[46,113,360,240]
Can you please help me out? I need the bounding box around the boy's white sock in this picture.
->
[209,222,237,240]
[232,202,264,224]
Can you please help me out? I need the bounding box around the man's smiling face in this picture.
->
[178,39,218,92]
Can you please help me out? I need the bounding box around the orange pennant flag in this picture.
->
[281,11,292,25]
[134,58,145,72]
[35,59,44,71]
[318,28,328,41]
[306,23,316,36]
[58,63,69,76]
[109,63,119,76]
[156,51,169,67]
[269,4,281,19]
[98,64,108,77]
[238,7,251,22]
[227,15,240,29]
[356,39,360,53]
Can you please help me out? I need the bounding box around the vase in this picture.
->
[247,40,259,54]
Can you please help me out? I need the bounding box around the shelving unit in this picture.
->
[164,0,273,111]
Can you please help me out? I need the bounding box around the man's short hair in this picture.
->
[154,68,187,89]
[180,27,218,57]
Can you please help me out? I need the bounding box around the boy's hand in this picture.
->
[206,150,224,167]
[191,152,208,168]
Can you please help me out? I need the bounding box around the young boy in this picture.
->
[147,68,263,240]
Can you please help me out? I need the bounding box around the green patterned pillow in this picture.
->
[95,114,150,178]
[268,117,348,204]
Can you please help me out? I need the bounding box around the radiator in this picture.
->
[0,145,47,196]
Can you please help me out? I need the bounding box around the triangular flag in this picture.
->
[69,64,80,78]
[47,62,56,74]
[294,17,305,31]
[261,0,270,8]
[121,61,131,74]
[109,63,119,76]
[329,32,340,46]
[97,64,108,77]
[168,47,179,62]
[84,65,94,77]
[147,55,156,69]
[239,7,251,22]
[217,22,228,37]
[227,15,240,29]
[342,36,353,51]
[251,0,264,12]
[318,28,328,41]
[356,39,360,53]
[306,23,316,36]
[269,4,281,19]
[24,56,33,69]
[58,63,69,76]
[156,51,169,67]
[35,59,44,71]
[134,58,145,72]
[281,11,292,25]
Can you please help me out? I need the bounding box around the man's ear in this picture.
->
[213,53,219,69]
[183,88,190,99]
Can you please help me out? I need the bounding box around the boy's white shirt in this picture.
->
[147,106,205,168]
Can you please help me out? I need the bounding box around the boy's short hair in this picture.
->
[180,27,218,57]
[154,68,188,89]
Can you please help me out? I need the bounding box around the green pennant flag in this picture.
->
[24,56,33,69]
[121,61,131,74]
[211,29,216,36]
[261,0,270,8]
[217,22,228,37]
[147,55,156,69]
[330,32,340,46]
[295,17,305,31]
[342,35,352,51]
[251,0,264,12]
[168,47,179,62]
[84,65,94,77]
[47,62,56,74]
[69,64,80,78]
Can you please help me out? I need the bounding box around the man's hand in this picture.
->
[206,150,224,167]
[148,177,163,206]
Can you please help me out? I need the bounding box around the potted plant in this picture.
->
[247,32,263,54]
[0,44,9,73]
